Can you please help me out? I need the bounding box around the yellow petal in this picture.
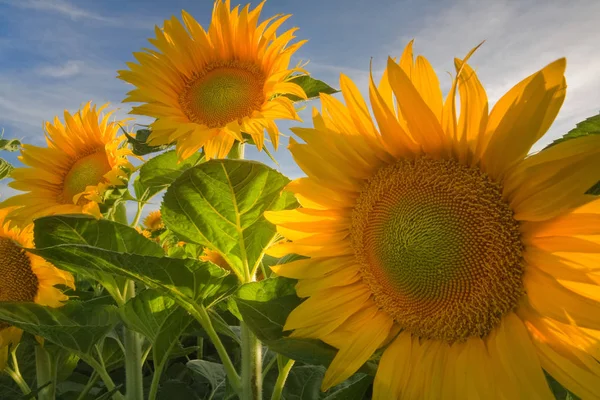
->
[373,331,413,400]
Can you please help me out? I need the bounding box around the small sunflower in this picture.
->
[0,208,74,370]
[143,210,164,231]
[200,248,232,273]
[118,0,307,160]
[2,102,133,223]
[265,41,600,398]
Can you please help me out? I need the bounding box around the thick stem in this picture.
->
[241,322,262,400]
[131,202,144,227]
[124,280,144,400]
[5,367,31,395]
[270,358,294,400]
[147,357,166,400]
[35,345,55,400]
[227,142,245,160]
[87,357,125,400]
[188,304,241,395]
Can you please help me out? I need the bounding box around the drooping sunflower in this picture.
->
[265,41,600,399]
[143,210,164,231]
[118,0,307,160]
[0,207,74,370]
[2,102,133,223]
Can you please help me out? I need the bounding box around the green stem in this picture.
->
[124,280,144,400]
[86,357,124,400]
[227,141,245,160]
[188,304,241,395]
[5,366,31,395]
[131,202,145,227]
[35,345,56,400]
[270,358,294,400]
[241,322,262,400]
[147,357,166,400]
[76,372,100,400]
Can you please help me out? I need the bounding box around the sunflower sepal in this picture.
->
[282,75,339,103]
[123,128,172,156]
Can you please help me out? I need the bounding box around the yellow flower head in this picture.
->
[266,41,600,398]
[200,248,232,272]
[2,102,133,223]
[143,210,164,231]
[0,207,74,370]
[118,0,307,160]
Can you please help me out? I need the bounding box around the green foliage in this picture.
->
[233,277,376,374]
[124,128,171,156]
[33,215,238,309]
[285,75,339,102]
[162,159,297,281]
[546,113,600,148]
[543,113,600,195]
[0,302,118,358]
[0,132,21,152]
[134,150,204,203]
[186,360,226,395]
[0,158,13,180]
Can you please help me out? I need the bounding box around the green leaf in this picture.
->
[322,374,372,400]
[546,113,600,148]
[235,277,300,341]
[0,158,13,180]
[284,75,339,102]
[120,289,194,368]
[162,159,297,280]
[134,150,204,203]
[186,360,225,391]
[0,302,118,358]
[124,128,171,156]
[33,216,238,310]
[234,277,377,375]
[0,133,21,152]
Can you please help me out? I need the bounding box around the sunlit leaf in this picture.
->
[124,129,171,156]
[162,159,297,280]
[284,75,339,102]
[0,158,13,181]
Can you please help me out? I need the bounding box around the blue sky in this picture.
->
[1,0,599,218]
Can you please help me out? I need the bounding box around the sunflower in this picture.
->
[2,102,133,223]
[265,41,600,399]
[0,208,74,370]
[118,0,307,160]
[143,210,164,231]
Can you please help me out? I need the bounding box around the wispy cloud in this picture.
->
[1,0,111,22]
[36,60,84,78]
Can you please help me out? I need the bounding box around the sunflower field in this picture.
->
[0,0,599,399]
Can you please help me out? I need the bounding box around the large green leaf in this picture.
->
[33,216,238,310]
[162,159,297,280]
[0,302,118,358]
[233,278,377,374]
[134,150,204,203]
[120,289,194,368]
[284,75,339,102]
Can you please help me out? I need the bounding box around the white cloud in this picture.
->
[37,60,83,78]
[0,0,111,22]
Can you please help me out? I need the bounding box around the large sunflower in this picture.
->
[118,0,307,160]
[265,41,600,399]
[2,102,133,223]
[0,208,74,370]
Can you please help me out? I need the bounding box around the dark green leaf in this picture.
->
[94,384,124,400]
[162,159,297,280]
[323,374,372,400]
[186,360,225,390]
[135,150,204,203]
[33,216,238,310]
[284,75,339,102]
[120,289,194,368]
[157,380,200,400]
[0,302,118,358]
[124,128,171,156]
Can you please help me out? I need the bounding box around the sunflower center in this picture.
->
[179,61,266,128]
[351,157,524,342]
[62,151,111,203]
[0,237,38,302]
